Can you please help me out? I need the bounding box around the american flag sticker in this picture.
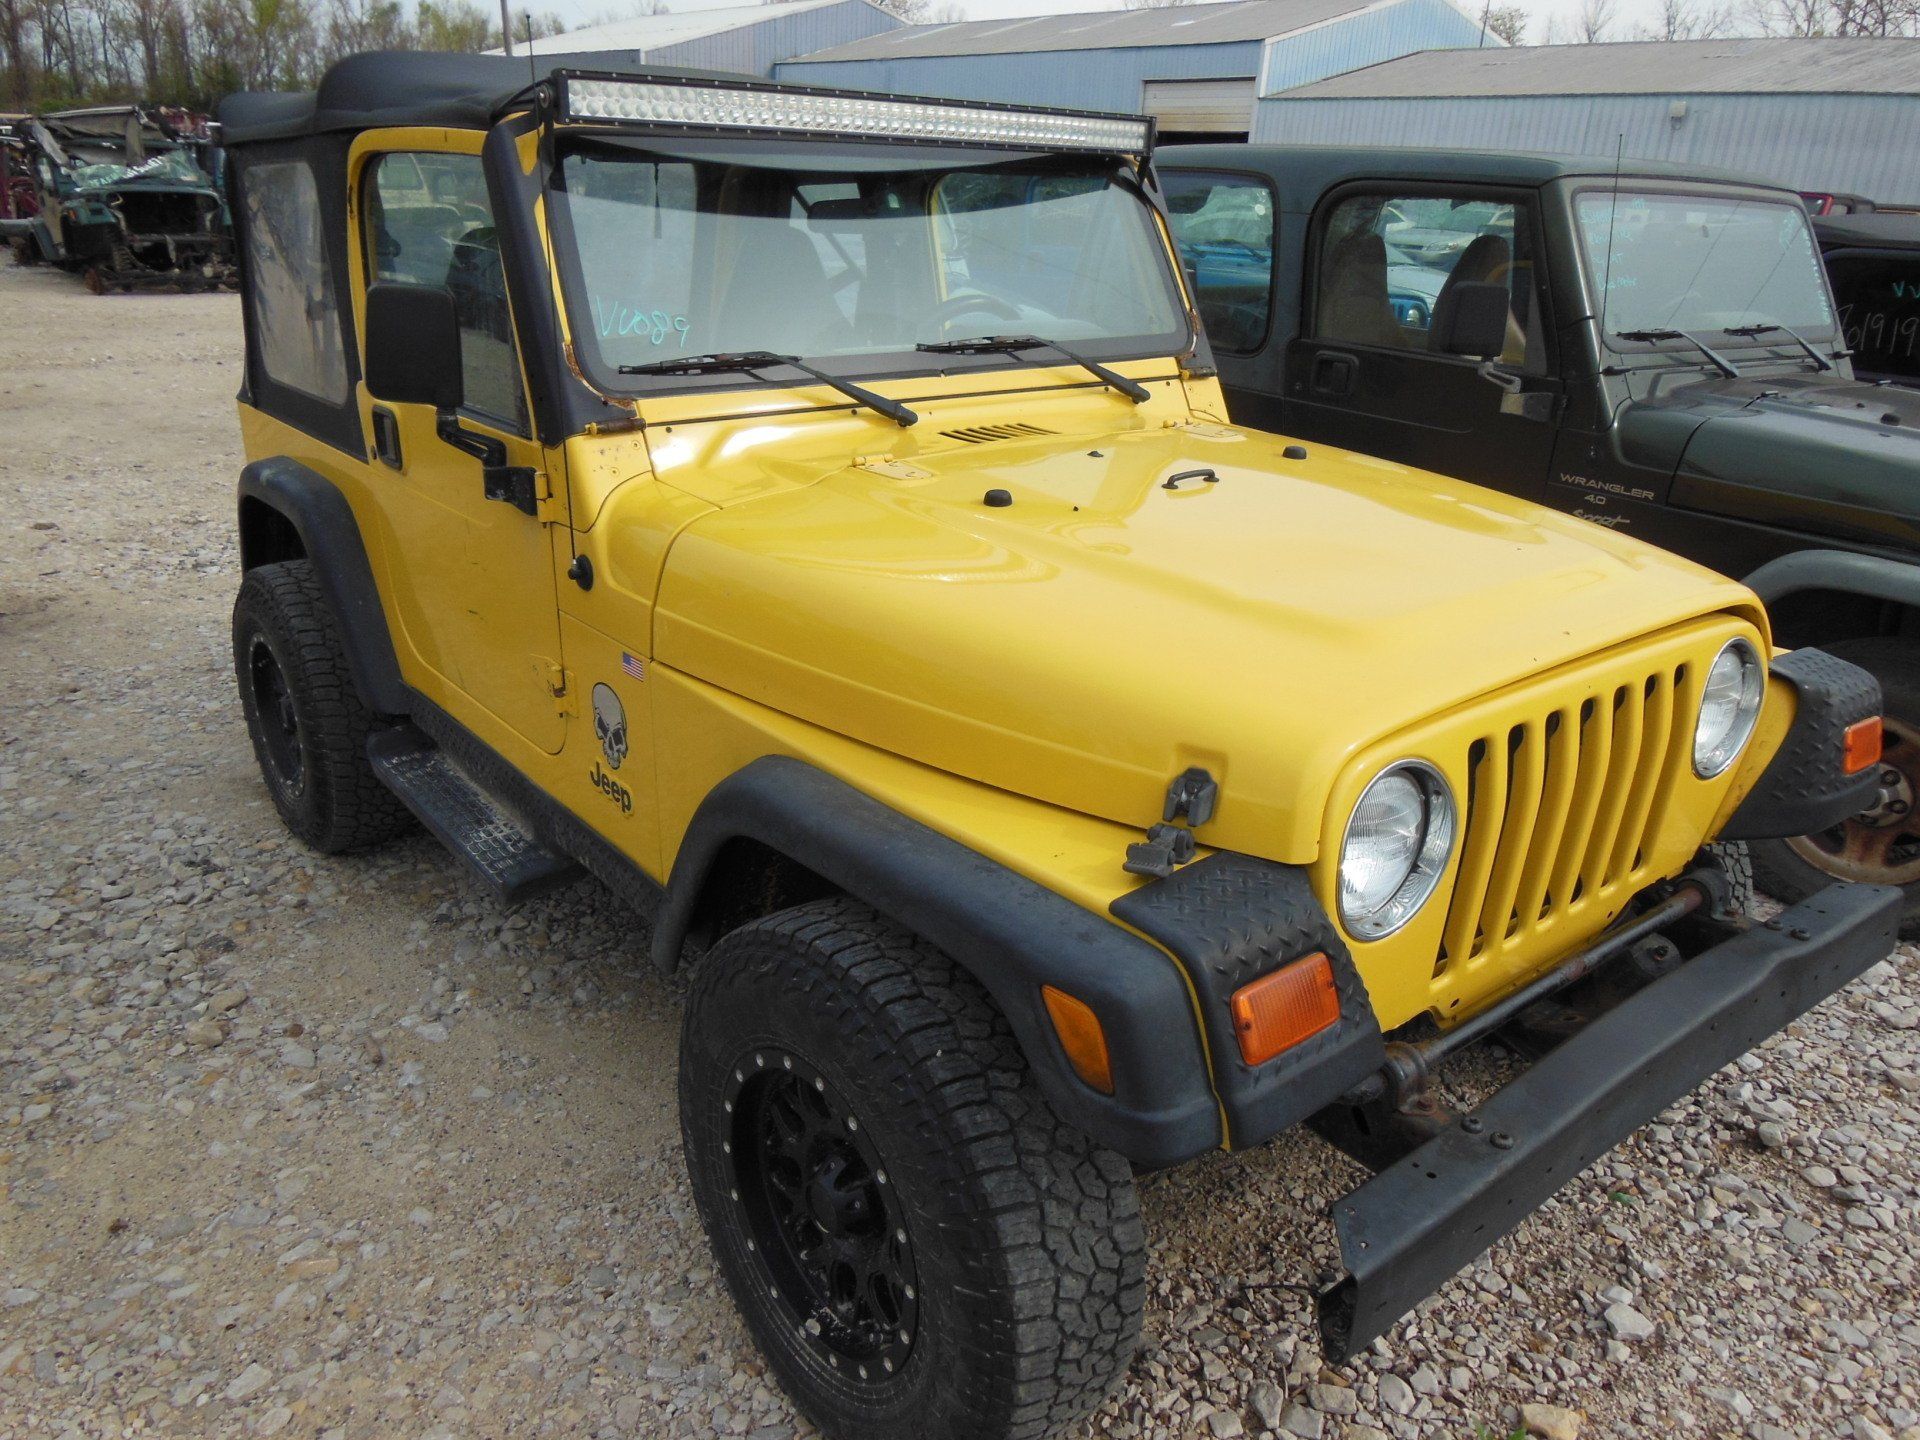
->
[621,652,646,682]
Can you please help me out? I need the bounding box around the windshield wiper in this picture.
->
[916,335,1150,404]
[617,350,916,427]
[1720,323,1836,373]
[1613,328,1741,378]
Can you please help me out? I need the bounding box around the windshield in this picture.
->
[1574,191,1834,341]
[70,148,208,191]
[549,144,1188,386]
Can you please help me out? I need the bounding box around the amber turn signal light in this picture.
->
[1041,986,1114,1095]
[1844,716,1883,775]
[1230,953,1340,1067]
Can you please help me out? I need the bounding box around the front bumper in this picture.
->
[1315,879,1900,1361]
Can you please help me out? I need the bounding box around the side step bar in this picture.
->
[367,727,584,907]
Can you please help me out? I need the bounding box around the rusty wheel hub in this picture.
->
[1786,715,1920,886]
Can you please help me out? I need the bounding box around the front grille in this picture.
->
[938,422,1056,444]
[1436,659,1696,976]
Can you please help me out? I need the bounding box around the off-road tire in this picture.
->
[1702,841,1755,917]
[679,896,1145,1440]
[1751,637,1920,937]
[232,560,413,854]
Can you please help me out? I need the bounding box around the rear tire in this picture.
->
[1750,637,1920,937]
[679,896,1145,1440]
[232,560,413,854]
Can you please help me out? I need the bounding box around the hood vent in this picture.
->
[939,422,1057,444]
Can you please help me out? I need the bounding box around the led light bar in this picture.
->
[558,73,1153,154]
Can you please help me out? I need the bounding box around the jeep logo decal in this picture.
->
[590,760,633,815]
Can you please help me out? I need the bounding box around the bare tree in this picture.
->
[1639,0,1737,36]
[1575,0,1617,40]
[1480,3,1528,43]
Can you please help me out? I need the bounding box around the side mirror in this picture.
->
[364,282,463,411]
[1430,280,1510,360]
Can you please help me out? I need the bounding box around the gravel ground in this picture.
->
[3,257,1919,1440]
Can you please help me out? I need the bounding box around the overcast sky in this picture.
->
[531,0,1684,49]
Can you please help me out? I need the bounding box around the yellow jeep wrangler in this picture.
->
[220,53,1898,1440]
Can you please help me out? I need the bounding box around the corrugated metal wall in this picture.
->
[1250,92,1920,204]
[775,40,1265,114]
[614,1,901,78]
[1258,0,1495,95]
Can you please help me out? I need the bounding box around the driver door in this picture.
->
[1283,184,1562,494]
[354,141,567,754]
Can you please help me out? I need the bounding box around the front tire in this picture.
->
[232,560,413,854]
[1751,637,1920,937]
[679,897,1145,1440]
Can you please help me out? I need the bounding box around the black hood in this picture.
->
[1618,372,1920,548]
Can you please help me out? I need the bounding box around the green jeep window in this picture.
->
[1313,191,1542,371]
[1162,172,1275,354]
[365,152,528,432]
[1574,191,1835,340]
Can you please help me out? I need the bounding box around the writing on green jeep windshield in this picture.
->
[548,146,1188,382]
[1574,191,1834,340]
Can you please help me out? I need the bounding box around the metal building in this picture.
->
[498,0,902,79]
[775,0,1498,141]
[1254,37,1920,205]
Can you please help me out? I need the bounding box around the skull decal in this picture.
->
[591,682,628,770]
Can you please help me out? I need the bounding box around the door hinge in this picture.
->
[543,661,573,715]
[484,464,541,517]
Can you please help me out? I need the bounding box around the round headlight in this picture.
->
[1694,638,1764,778]
[1339,761,1457,940]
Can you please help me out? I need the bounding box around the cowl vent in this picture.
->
[939,422,1057,444]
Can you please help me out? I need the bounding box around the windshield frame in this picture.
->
[1565,179,1841,363]
[541,131,1196,402]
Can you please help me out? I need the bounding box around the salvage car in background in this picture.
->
[1161,145,1920,934]
[9,104,232,291]
[1816,210,1920,390]
[218,59,1898,1439]
[1,114,37,235]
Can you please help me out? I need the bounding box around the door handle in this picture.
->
[371,406,403,469]
[1310,352,1356,397]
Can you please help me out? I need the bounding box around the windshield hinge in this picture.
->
[854,454,933,480]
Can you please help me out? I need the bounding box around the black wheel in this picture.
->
[1751,637,1920,937]
[679,897,1145,1440]
[232,560,413,854]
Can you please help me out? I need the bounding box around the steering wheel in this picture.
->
[930,290,1024,326]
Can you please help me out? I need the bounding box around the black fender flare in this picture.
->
[237,457,408,716]
[655,756,1223,1168]
[1745,549,1920,610]
[1722,647,1882,840]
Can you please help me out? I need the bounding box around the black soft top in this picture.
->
[1159,143,1785,214]
[1816,212,1920,251]
[217,50,743,145]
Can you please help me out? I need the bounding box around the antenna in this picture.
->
[526,13,537,86]
[1478,0,1491,47]
[1598,131,1625,430]
[1599,130,1622,343]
